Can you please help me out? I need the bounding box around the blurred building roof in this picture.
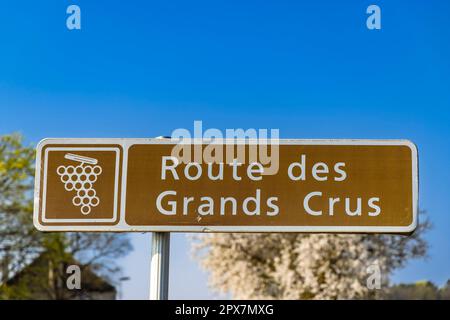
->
[1,251,116,300]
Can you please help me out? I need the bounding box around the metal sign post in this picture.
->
[149,136,171,300]
[149,232,170,300]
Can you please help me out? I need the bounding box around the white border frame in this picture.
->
[33,138,418,233]
[41,147,120,223]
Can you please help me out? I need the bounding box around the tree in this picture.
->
[439,280,450,300]
[386,281,439,300]
[0,133,132,299]
[193,215,430,299]
[385,279,450,300]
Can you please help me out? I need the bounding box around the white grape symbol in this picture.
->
[56,153,102,215]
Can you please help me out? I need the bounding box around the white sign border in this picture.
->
[33,138,418,234]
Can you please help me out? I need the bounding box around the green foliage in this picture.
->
[0,133,35,218]
[386,280,450,300]
[0,134,42,283]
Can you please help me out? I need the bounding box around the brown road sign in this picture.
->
[33,139,418,234]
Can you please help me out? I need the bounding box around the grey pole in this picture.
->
[149,232,170,300]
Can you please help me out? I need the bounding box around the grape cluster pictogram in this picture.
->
[56,153,102,215]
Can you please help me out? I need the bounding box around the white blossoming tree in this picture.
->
[192,213,429,299]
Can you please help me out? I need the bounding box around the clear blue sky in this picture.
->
[0,0,449,299]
